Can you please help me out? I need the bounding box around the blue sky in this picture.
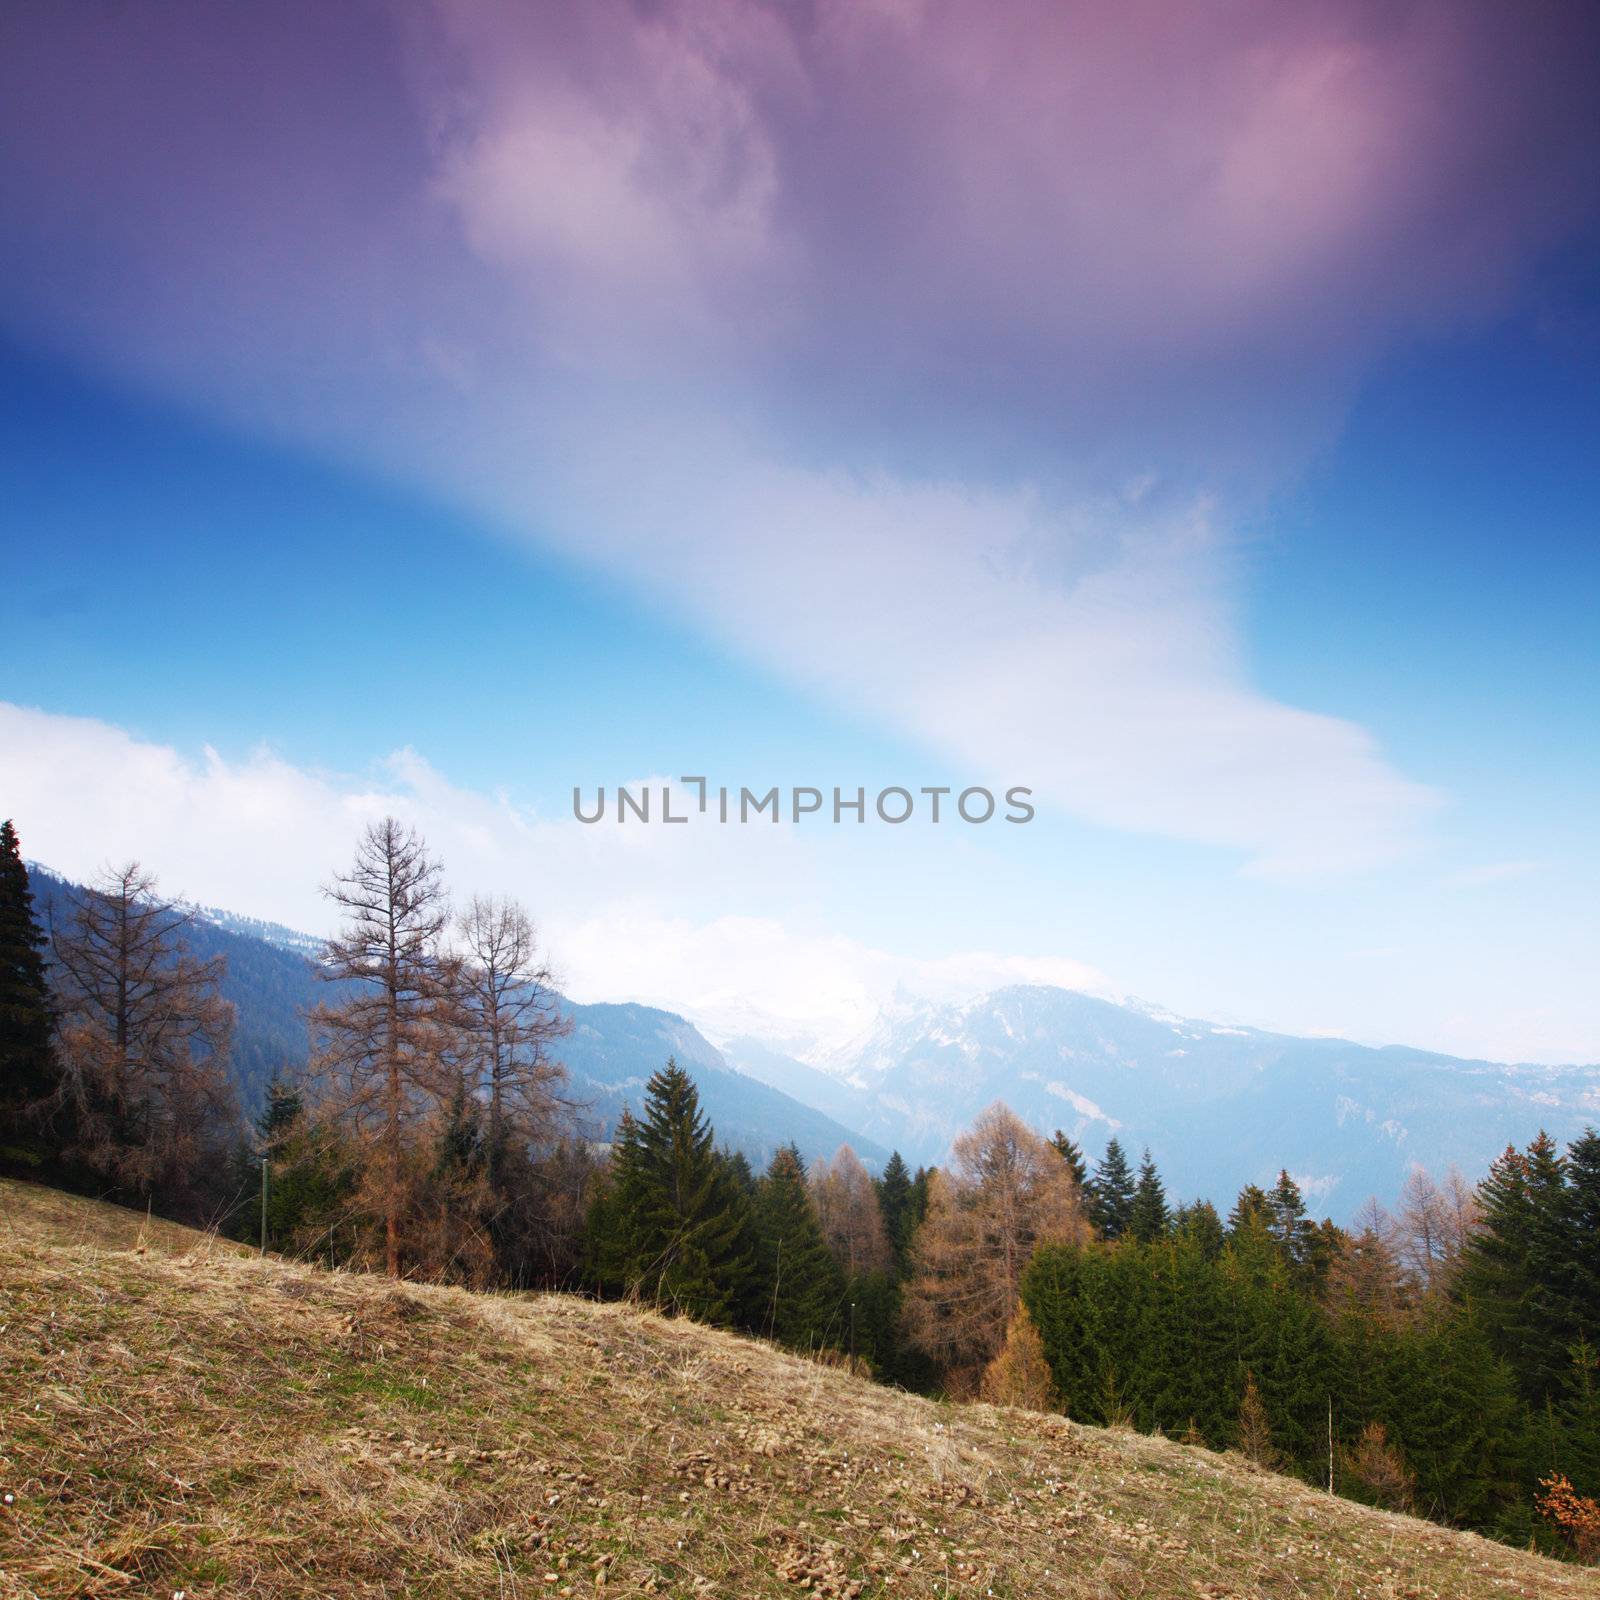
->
[2,1,1598,1064]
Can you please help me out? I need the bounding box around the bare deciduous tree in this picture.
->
[50,862,235,1205]
[903,1103,1089,1389]
[1393,1165,1479,1299]
[309,818,454,1278]
[809,1144,891,1276]
[455,894,571,1182]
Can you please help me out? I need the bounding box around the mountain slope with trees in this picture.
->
[4,1178,1595,1600]
[752,985,1600,1205]
[25,864,885,1168]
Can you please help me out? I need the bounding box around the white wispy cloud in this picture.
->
[0,701,1111,1056]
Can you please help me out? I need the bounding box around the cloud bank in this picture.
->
[0,701,1112,1057]
[3,0,1596,873]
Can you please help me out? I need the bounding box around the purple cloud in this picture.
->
[1,0,1595,871]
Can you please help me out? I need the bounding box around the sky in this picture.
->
[2,0,1598,1065]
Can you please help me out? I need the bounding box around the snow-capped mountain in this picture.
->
[190,904,326,959]
[720,985,1600,1213]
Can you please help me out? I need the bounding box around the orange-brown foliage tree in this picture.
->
[903,1103,1089,1391]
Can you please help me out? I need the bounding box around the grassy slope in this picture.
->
[1,1181,1595,1600]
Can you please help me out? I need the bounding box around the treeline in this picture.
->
[2,815,1596,1560]
[1029,1133,1599,1560]
[0,816,591,1286]
[582,1059,938,1387]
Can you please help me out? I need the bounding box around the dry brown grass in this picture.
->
[2,1177,1595,1599]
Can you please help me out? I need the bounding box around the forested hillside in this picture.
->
[4,1180,1596,1600]
[3,817,1597,1567]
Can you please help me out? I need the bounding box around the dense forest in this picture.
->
[1,814,1596,1564]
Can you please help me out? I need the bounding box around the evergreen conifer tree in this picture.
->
[0,819,57,1172]
[1549,1338,1600,1499]
[1089,1137,1136,1239]
[589,1062,756,1325]
[233,1083,359,1263]
[1229,1183,1273,1237]
[1173,1200,1226,1261]
[1266,1170,1318,1281]
[755,1143,844,1350]
[875,1150,916,1272]
[1128,1148,1170,1243]
[1050,1130,1089,1189]
[1457,1134,1577,1403]
[1565,1130,1600,1335]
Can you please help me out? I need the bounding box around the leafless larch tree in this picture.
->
[455,893,572,1186]
[309,817,454,1278]
[49,862,235,1206]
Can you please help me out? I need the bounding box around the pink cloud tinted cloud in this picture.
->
[411,0,1600,476]
[1,0,1595,872]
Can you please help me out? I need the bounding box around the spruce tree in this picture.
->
[1549,1338,1600,1499]
[1266,1171,1307,1258]
[908,1165,932,1233]
[234,1082,357,1260]
[1128,1148,1170,1243]
[1050,1130,1089,1189]
[1089,1137,1136,1239]
[1228,1183,1273,1237]
[1174,1200,1226,1261]
[876,1150,916,1272]
[1565,1129,1600,1335]
[1457,1134,1577,1403]
[0,820,56,1172]
[755,1144,844,1350]
[593,1061,756,1325]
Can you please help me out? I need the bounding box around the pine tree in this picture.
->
[594,1061,757,1326]
[1089,1137,1136,1239]
[1128,1148,1170,1243]
[876,1150,916,1272]
[756,1144,844,1350]
[1050,1130,1088,1189]
[0,820,56,1172]
[1457,1134,1577,1403]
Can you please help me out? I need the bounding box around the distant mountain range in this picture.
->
[30,867,1598,1212]
[28,868,885,1171]
[724,986,1600,1209]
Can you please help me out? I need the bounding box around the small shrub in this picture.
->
[1341,1421,1416,1512]
[979,1305,1055,1411]
[1536,1472,1600,1563]
[1235,1372,1280,1470]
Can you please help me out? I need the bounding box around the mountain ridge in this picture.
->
[723,982,1599,1209]
[26,867,887,1170]
[30,866,1598,1210]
